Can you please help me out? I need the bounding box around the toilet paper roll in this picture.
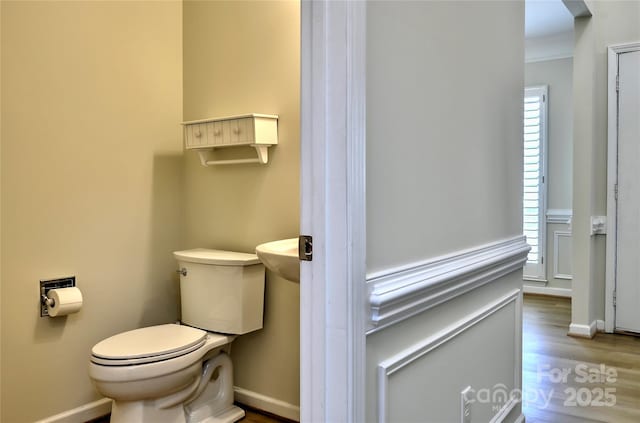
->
[47,287,83,317]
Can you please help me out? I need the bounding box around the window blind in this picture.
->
[523,86,547,279]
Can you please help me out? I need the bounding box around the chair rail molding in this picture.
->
[367,236,529,333]
[546,208,572,224]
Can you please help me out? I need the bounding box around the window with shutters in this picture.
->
[523,86,547,280]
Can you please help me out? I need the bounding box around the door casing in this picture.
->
[300,1,367,421]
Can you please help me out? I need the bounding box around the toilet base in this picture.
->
[110,401,245,423]
[197,405,245,423]
[107,352,242,423]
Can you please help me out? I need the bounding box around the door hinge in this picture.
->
[541,256,544,265]
[613,290,617,307]
[615,183,618,200]
[299,235,313,261]
[616,74,620,92]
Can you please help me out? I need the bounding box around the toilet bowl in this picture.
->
[89,324,242,423]
[88,249,265,423]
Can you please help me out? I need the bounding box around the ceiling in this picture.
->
[525,0,574,39]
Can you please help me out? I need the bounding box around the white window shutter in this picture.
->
[523,86,547,280]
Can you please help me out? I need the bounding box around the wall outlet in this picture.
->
[461,386,472,423]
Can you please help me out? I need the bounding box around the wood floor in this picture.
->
[87,406,287,423]
[89,295,640,423]
[523,295,640,423]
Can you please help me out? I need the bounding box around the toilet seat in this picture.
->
[91,324,208,366]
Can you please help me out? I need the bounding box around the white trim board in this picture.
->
[367,236,529,333]
[568,321,597,338]
[34,398,112,423]
[300,1,367,421]
[523,285,572,298]
[376,290,522,423]
[525,53,573,64]
[234,387,300,422]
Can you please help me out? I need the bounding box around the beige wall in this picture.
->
[525,57,573,290]
[525,57,573,210]
[1,2,183,421]
[367,1,523,273]
[182,0,300,408]
[0,2,3,419]
[572,0,640,327]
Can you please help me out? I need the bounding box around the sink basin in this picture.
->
[255,238,300,283]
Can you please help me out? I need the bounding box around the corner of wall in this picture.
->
[0,0,3,418]
[0,2,4,421]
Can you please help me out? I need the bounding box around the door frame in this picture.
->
[605,41,640,333]
[300,1,367,421]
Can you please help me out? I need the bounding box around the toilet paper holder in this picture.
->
[40,276,76,317]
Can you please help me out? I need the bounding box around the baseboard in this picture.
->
[568,321,597,338]
[514,414,526,423]
[33,389,299,423]
[35,398,112,423]
[523,285,572,298]
[596,320,605,332]
[234,386,300,422]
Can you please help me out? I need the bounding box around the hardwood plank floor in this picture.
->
[86,405,289,423]
[240,407,291,423]
[523,295,640,423]
[87,295,640,423]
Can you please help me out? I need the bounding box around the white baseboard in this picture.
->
[569,321,597,338]
[234,386,300,422]
[35,398,112,423]
[596,320,605,332]
[33,389,299,423]
[523,285,572,298]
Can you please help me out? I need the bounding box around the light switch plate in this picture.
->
[590,216,607,235]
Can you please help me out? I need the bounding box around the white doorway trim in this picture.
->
[605,41,640,333]
[300,1,367,421]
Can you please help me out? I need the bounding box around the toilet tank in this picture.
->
[173,249,265,334]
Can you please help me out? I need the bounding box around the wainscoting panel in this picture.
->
[553,230,573,280]
[376,290,522,423]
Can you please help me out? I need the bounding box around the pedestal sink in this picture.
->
[255,238,300,283]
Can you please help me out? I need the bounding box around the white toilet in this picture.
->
[89,249,265,423]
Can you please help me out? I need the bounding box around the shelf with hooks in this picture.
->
[182,114,278,166]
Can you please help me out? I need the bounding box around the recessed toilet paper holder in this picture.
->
[40,276,76,317]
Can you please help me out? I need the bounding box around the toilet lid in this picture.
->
[91,324,207,365]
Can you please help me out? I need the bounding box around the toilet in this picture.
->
[88,249,265,423]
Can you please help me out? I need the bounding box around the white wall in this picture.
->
[1,2,183,421]
[366,1,525,422]
[571,0,640,331]
[525,58,573,291]
[525,31,574,63]
[526,58,573,212]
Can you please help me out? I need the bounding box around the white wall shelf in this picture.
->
[182,113,278,166]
